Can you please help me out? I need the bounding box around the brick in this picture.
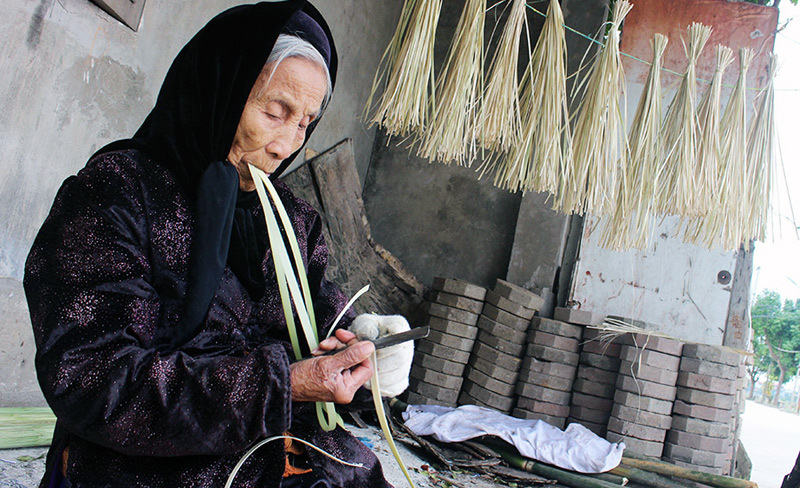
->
[468,356,519,385]
[554,307,604,326]
[571,392,613,412]
[481,304,531,331]
[513,409,567,429]
[611,404,672,430]
[530,331,580,352]
[580,333,623,357]
[607,417,668,442]
[577,365,618,385]
[408,379,460,403]
[620,346,681,371]
[462,381,515,411]
[477,315,527,344]
[458,390,496,411]
[672,400,731,423]
[430,290,485,314]
[426,330,476,353]
[516,397,571,417]
[414,353,466,376]
[432,277,487,301]
[666,430,728,453]
[478,329,525,356]
[417,340,471,363]
[569,405,611,424]
[521,357,578,380]
[679,357,738,380]
[426,302,480,326]
[613,390,674,416]
[626,333,684,356]
[517,383,572,404]
[425,316,479,339]
[617,374,677,401]
[518,370,574,392]
[676,388,735,410]
[605,432,663,457]
[531,317,583,339]
[681,343,741,367]
[465,366,516,396]
[485,290,536,320]
[580,351,621,371]
[572,378,615,398]
[567,418,607,436]
[663,442,729,468]
[405,391,457,408]
[493,279,545,310]
[410,366,464,389]
[473,342,522,371]
[618,360,679,386]
[677,372,736,394]
[670,415,730,439]
[527,344,580,365]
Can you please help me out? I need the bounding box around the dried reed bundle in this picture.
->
[655,23,712,217]
[475,0,526,152]
[600,34,668,250]
[683,45,735,245]
[479,0,572,192]
[712,48,754,249]
[560,0,632,215]
[418,0,484,165]
[365,0,441,138]
[743,54,776,243]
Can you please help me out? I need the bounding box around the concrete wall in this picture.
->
[0,0,401,407]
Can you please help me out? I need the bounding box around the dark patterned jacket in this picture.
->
[24,150,390,488]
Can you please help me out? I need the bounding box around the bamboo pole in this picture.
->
[610,464,691,488]
[621,456,758,488]
[0,407,56,449]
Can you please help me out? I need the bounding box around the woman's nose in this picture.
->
[267,124,299,161]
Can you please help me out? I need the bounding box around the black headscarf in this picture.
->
[94,1,338,349]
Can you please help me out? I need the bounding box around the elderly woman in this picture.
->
[24,2,410,487]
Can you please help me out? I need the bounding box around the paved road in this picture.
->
[741,400,800,488]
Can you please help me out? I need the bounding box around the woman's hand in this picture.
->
[290,329,374,404]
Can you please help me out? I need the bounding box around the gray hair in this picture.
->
[260,34,333,114]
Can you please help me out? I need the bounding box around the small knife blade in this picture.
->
[322,326,429,356]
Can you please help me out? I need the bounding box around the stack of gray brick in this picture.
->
[513,317,583,428]
[406,277,486,407]
[566,328,624,436]
[664,343,741,475]
[606,333,683,458]
[459,280,543,413]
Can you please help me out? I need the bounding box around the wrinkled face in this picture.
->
[227,57,327,190]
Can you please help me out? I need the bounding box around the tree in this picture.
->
[751,290,800,405]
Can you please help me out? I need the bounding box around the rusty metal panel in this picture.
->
[90,0,146,31]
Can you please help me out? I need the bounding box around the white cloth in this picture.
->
[402,404,624,473]
[349,314,413,397]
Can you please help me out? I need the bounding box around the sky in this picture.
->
[751,1,800,302]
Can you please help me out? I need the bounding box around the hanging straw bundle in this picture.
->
[743,54,776,243]
[479,0,571,192]
[365,0,441,138]
[600,33,668,250]
[713,48,754,249]
[418,0,484,165]
[683,45,735,245]
[655,23,712,217]
[475,0,526,152]
[560,0,632,215]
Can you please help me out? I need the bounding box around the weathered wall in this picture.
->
[0,0,401,407]
[569,0,777,345]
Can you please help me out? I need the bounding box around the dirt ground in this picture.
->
[741,399,800,488]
